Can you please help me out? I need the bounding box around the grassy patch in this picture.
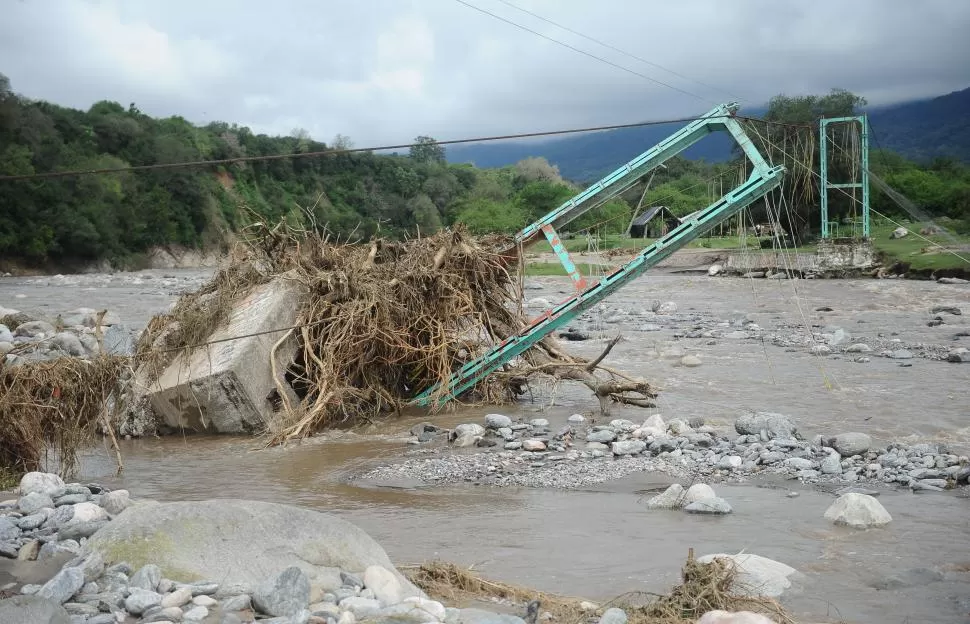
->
[869,221,970,271]
[0,467,20,491]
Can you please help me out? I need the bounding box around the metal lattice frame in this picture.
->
[820,115,870,239]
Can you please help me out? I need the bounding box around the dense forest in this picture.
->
[0,73,968,269]
[0,72,630,269]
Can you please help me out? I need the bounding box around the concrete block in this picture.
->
[815,239,876,270]
[147,277,305,433]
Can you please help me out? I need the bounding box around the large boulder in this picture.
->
[696,553,800,598]
[82,499,424,601]
[827,432,871,457]
[823,493,892,529]
[734,413,799,440]
[0,595,70,624]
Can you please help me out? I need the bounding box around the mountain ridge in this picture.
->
[447,87,970,182]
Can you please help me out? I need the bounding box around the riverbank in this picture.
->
[0,472,806,624]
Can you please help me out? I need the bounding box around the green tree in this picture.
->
[455,198,525,234]
[408,194,442,232]
[513,180,575,222]
[409,136,445,164]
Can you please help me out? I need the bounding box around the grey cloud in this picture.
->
[1,0,968,147]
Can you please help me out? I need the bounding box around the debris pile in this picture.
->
[0,355,126,481]
[127,224,649,445]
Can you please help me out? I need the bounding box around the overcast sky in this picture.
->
[2,0,969,147]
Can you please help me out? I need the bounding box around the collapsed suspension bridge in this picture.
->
[414,102,786,406]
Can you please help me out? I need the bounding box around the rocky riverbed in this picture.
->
[0,472,511,624]
[359,411,970,494]
[1,472,810,624]
[3,270,970,623]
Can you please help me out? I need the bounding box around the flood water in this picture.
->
[3,270,970,623]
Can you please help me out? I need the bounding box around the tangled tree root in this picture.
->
[0,355,127,479]
[406,551,795,624]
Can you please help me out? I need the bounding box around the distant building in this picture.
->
[628,206,679,238]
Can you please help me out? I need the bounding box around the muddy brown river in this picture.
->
[3,270,970,623]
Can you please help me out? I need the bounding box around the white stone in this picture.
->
[611,440,646,456]
[340,597,382,619]
[192,595,217,607]
[643,414,665,430]
[338,611,357,624]
[19,472,65,497]
[567,414,585,424]
[522,439,547,452]
[717,456,743,470]
[697,554,799,598]
[401,597,447,621]
[68,502,109,525]
[823,493,892,528]
[183,605,209,621]
[363,565,403,607]
[453,423,485,438]
[708,264,723,277]
[682,484,717,506]
[161,587,193,608]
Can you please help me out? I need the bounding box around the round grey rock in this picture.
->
[124,588,162,615]
[484,414,512,429]
[829,432,872,457]
[18,492,54,515]
[586,430,616,444]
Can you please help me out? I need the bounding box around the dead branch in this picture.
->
[586,334,621,372]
